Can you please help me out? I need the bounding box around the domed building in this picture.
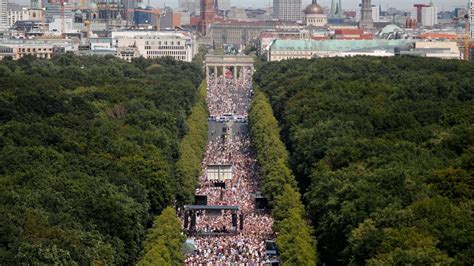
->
[304,0,327,27]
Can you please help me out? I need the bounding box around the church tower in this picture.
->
[359,0,374,30]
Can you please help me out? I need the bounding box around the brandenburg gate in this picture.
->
[204,54,255,83]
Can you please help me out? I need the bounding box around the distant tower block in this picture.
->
[330,0,343,18]
[359,0,374,30]
[199,0,216,35]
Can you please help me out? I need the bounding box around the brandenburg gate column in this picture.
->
[233,65,238,80]
[222,65,226,83]
[206,66,210,83]
[214,65,218,85]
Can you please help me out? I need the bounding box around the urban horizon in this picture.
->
[7,0,471,11]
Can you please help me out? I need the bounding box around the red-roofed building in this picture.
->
[334,29,373,40]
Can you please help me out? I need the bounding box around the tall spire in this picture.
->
[359,0,374,30]
[338,0,342,18]
[330,0,335,18]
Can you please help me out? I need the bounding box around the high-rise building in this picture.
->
[330,0,342,18]
[273,0,302,21]
[199,0,215,35]
[411,3,437,27]
[470,0,473,39]
[421,5,437,26]
[0,0,8,30]
[359,0,374,30]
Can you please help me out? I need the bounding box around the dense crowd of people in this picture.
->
[207,70,253,117]
[182,68,276,264]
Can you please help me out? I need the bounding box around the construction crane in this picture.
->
[84,20,92,38]
[60,0,65,37]
[463,14,471,61]
[454,14,471,61]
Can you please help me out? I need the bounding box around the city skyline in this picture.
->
[152,0,470,10]
[8,0,469,11]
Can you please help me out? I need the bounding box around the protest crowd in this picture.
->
[183,68,276,265]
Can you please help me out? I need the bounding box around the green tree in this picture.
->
[139,207,184,265]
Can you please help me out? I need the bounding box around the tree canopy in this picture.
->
[249,90,317,265]
[0,54,203,264]
[255,56,474,265]
[138,207,184,266]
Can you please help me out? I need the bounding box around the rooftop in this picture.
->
[271,39,415,52]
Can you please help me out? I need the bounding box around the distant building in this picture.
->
[8,8,44,27]
[227,7,248,20]
[356,5,379,23]
[0,0,8,30]
[303,1,327,27]
[112,31,197,62]
[31,0,41,9]
[412,41,460,59]
[217,0,231,11]
[334,29,373,40]
[359,0,374,30]
[411,4,437,27]
[470,0,473,39]
[179,0,198,14]
[267,39,413,61]
[210,20,299,47]
[257,30,329,56]
[273,0,302,21]
[0,39,76,60]
[115,46,140,62]
[160,7,182,29]
[330,0,343,19]
[199,0,216,35]
[176,10,191,26]
[421,6,437,26]
[133,8,153,25]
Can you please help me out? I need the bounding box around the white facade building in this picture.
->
[0,39,76,60]
[411,5,438,27]
[8,8,44,27]
[273,0,302,21]
[112,31,197,62]
[422,6,437,27]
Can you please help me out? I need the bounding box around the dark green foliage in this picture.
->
[175,82,209,205]
[0,54,203,264]
[138,207,185,266]
[249,91,317,265]
[255,57,474,265]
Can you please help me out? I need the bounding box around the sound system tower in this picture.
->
[195,195,208,205]
[184,211,189,229]
[239,213,244,231]
[232,213,237,227]
[191,213,196,228]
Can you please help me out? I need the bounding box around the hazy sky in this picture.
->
[153,0,469,10]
